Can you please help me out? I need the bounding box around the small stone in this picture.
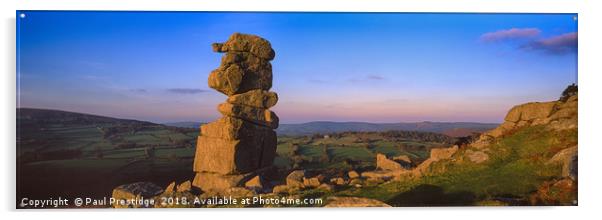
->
[348,170,360,179]
[302,175,323,188]
[164,181,176,194]
[330,177,347,185]
[111,182,163,208]
[245,175,263,189]
[317,183,334,191]
[286,170,306,188]
[176,181,192,192]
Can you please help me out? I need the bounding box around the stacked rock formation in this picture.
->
[192,33,279,192]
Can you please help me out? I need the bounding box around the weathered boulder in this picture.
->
[286,170,306,188]
[330,177,347,185]
[392,155,412,164]
[208,64,272,96]
[376,153,404,171]
[193,130,276,174]
[227,89,278,109]
[218,102,279,129]
[548,146,578,179]
[317,183,334,191]
[164,182,176,194]
[505,101,556,123]
[212,32,276,60]
[347,170,360,179]
[112,182,163,208]
[177,181,192,192]
[244,175,263,189]
[412,145,459,176]
[303,175,325,188]
[429,145,459,162]
[324,197,391,207]
[207,64,245,96]
[480,96,577,139]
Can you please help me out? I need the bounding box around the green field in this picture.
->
[17,109,453,203]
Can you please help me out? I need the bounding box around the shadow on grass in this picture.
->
[386,184,475,206]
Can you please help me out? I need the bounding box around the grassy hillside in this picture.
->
[17,108,198,202]
[335,125,577,206]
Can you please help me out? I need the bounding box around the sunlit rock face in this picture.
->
[193,33,278,192]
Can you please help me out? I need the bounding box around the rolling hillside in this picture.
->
[276,121,498,137]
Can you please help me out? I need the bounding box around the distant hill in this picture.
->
[163,121,202,128]
[17,108,155,126]
[276,121,498,137]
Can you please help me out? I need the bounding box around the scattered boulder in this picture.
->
[303,175,324,188]
[349,178,364,187]
[376,153,404,171]
[244,175,263,189]
[177,181,192,192]
[347,170,360,179]
[111,182,163,208]
[317,183,334,191]
[324,197,391,207]
[330,177,347,185]
[286,170,306,188]
[412,145,459,176]
[429,145,459,162]
[164,181,176,194]
[547,146,578,179]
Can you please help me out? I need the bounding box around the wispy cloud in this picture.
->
[130,89,147,93]
[366,74,384,80]
[480,28,541,42]
[349,74,386,82]
[520,32,577,55]
[166,88,207,94]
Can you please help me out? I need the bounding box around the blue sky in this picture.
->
[17,12,578,123]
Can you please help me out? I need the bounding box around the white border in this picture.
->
[2,1,602,220]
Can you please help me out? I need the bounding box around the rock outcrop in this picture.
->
[472,94,577,149]
[193,33,279,192]
[376,153,410,171]
[547,146,578,180]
